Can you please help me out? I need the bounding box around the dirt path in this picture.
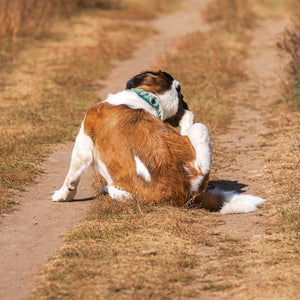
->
[210,18,289,237]
[214,18,289,236]
[190,18,290,298]
[0,1,210,299]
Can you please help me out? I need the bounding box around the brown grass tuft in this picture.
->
[277,0,300,107]
[0,0,77,38]
[0,5,155,214]
[0,0,179,40]
[32,196,201,299]
[53,22,155,89]
[202,0,257,32]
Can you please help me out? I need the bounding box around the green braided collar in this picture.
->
[131,88,161,119]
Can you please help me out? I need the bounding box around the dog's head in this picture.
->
[126,71,189,127]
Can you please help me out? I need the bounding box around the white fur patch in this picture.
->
[134,156,151,182]
[52,186,72,202]
[104,79,181,122]
[95,154,113,185]
[184,165,203,193]
[52,120,94,202]
[159,80,179,121]
[104,90,159,118]
[190,175,204,192]
[180,110,194,135]
[185,123,211,175]
[220,192,266,214]
[107,185,131,202]
[182,122,211,194]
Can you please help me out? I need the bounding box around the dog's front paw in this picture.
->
[52,188,67,202]
[180,110,194,135]
[52,187,76,202]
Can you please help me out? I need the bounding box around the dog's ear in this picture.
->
[126,71,174,92]
[126,77,137,89]
[126,72,149,89]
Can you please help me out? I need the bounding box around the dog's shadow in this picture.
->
[70,181,248,203]
[208,180,248,194]
[72,196,95,202]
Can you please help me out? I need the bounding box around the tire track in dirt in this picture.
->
[0,1,210,299]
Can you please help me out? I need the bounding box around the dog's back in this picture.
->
[84,101,196,205]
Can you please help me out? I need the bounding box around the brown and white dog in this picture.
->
[53,71,265,214]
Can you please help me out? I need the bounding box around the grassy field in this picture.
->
[0,0,181,213]
[0,0,180,39]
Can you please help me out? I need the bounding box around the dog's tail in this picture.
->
[198,188,265,214]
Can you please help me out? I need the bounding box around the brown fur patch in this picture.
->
[84,102,200,206]
[126,71,174,94]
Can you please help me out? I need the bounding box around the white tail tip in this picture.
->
[220,193,265,214]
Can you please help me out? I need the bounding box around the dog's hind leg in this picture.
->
[180,111,265,213]
[180,110,211,191]
[52,121,94,202]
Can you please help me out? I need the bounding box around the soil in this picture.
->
[0,1,291,299]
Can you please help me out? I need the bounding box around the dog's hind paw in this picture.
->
[180,110,194,134]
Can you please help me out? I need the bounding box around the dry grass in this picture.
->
[33,195,248,299]
[53,22,155,88]
[252,0,295,18]
[210,94,300,299]
[260,111,300,232]
[0,2,161,213]
[6,0,300,299]
[266,0,300,233]
[96,0,182,20]
[158,29,248,136]
[202,0,257,32]
[0,0,75,38]
[277,0,300,107]
[31,1,261,299]
[33,198,200,299]
[0,0,179,38]
[0,0,180,65]
[185,2,300,298]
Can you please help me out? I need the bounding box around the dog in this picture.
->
[52,71,265,213]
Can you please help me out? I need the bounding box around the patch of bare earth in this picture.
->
[187,18,300,299]
[0,1,211,299]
